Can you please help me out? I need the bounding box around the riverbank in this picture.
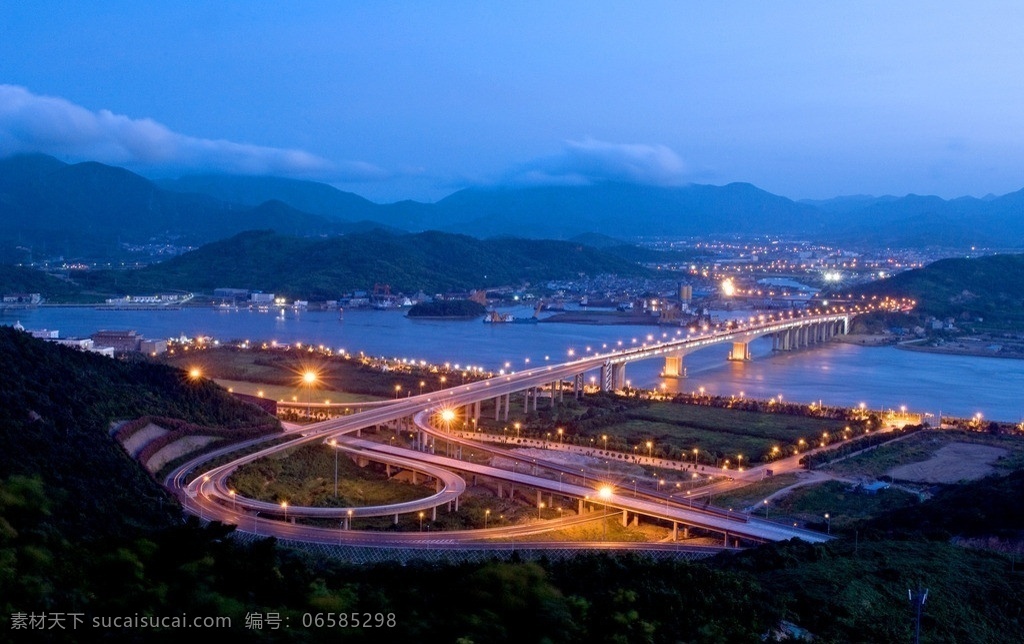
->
[895,339,1024,361]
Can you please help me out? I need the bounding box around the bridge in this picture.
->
[173,306,875,549]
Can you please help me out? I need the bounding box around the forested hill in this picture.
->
[851,253,1024,326]
[80,230,653,299]
[0,326,277,539]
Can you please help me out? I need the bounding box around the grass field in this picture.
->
[769,480,920,532]
[214,378,381,403]
[824,430,1024,479]
[710,473,803,510]
[227,443,428,507]
[162,345,460,398]
[580,402,851,464]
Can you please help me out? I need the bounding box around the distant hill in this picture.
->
[7,154,1024,258]
[851,253,1024,326]
[80,230,652,299]
[161,173,382,221]
[162,172,1024,247]
[0,154,375,261]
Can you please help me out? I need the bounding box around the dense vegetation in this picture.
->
[77,230,651,299]
[0,263,82,300]
[851,253,1024,328]
[3,328,1024,642]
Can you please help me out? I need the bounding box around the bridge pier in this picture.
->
[600,363,611,391]
[621,509,628,527]
[728,341,750,361]
[662,354,686,378]
[613,364,627,389]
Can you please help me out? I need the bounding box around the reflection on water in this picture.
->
[7,307,1023,421]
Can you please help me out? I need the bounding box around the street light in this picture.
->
[395,384,401,399]
[693,448,699,468]
[281,501,288,522]
[824,512,831,535]
[485,509,491,529]
[602,434,608,451]
[646,441,653,459]
[229,489,236,512]
[302,370,317,417]
[557,427,564,443]
[419,511,425,531]
[538,501,545,519]
[329,439,339,497]
[763,499,769,519]
[598,485,613,541]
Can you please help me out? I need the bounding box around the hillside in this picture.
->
[0,154,365,262]
[79,229,652,299]
[851,253,1024,327]
[0,264,81,299]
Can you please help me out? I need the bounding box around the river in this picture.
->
[6,306,1023,422]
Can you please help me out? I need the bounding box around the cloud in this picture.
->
[506,138,689,187]
[0,84,386,180]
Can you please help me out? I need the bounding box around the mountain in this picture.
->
[7,154,1024,257]
[171,173,1024,248]
[0,155,372,261]
[161,173,381,221]
[78,229,652,299]
[426,182,827,239]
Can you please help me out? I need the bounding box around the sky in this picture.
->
[2,1,1023,203]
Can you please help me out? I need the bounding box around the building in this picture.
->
[91,330,142,353]
[140,339,168,355]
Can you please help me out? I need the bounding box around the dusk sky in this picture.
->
[2,2,1023,203]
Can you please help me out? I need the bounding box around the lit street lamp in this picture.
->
[484,509,491,529]
[597,485,613,541]
[824,512,831,535]
[302,370,317,417]
[419,511,425,531]
[281,501,288,523]
[329,439,339,497]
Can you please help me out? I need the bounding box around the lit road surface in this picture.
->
[346,438,830,544]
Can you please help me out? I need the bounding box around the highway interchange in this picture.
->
[167,310,874,551]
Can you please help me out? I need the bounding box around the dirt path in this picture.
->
[888,442,1008,483]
